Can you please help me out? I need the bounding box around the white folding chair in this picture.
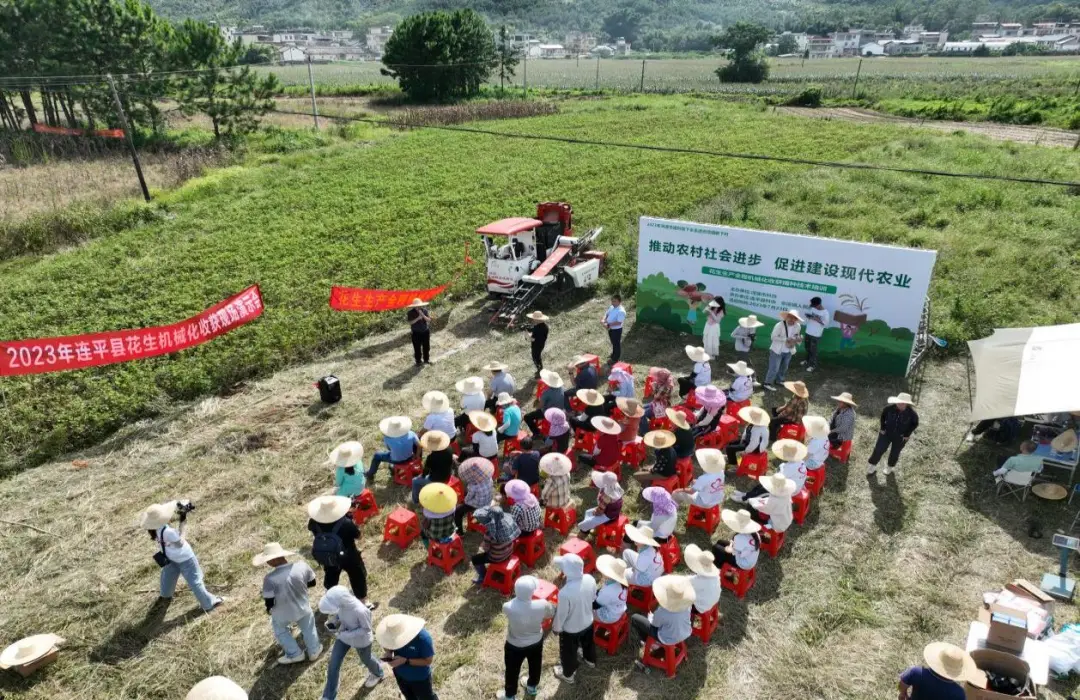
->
[996,470,1034,502]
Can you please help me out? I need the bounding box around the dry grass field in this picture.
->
[1,295,1077,700]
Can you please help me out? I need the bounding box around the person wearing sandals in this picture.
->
[499,576,555,700]
[319,585,385,698]
[712,509,762,573]
[578,470,624,534]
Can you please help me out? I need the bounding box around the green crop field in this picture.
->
[1,95,1078,469]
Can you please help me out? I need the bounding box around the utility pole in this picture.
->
[106,75,150,203]
[851,58,863,100]
[523,52,528,97]
[306,56,320,130]
[639,59,646,92]
[595,56,600,90]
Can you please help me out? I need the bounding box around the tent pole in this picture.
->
[953,350,975,457]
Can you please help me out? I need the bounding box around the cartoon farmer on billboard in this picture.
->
[835,294,869,350]
[676,281,713,333]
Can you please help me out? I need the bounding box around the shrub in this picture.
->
[786,86,823,108]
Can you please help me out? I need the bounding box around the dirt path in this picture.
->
[778,106,1079,148]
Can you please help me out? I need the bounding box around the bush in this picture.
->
[717,56,770,84]
[786,86,823,108]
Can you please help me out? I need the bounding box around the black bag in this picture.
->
[312,520,346,568]
[154,527,170,568]
[317,375,341,404]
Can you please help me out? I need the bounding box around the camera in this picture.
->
[175,500,196,516]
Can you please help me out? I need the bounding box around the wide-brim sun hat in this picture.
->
[696,448,726,474]
[685,345,711,363]
[468,411,497,432]
[570,354,594,367]
[138,501,177,530]
[888,392,915,405]
[759,472,799,498]
[308,495,352,524]
[456,376,484,395]
[422,390,450,413]
[505,479,534,502]
[420,430,451,452]
[780,309,805,323]
[783,381,809,399]
[738,405,770,427]
[652,575,697,612]
[696,385,725,408]
[483,361,508,372]
[251,542,298,567]
[185,676,248,700]
[830,391,857,406]
[407,298,429,308]
[802,415,830,440]
[624,522,660,548]
[539,369,564,388]
[595,554,630,586]
[576,389,605,407]
[325,441,364,469]
[644,430,676,449]
[923,642,984,685]
[727,360,754,376]
[738,315,765,329]
[527,311,549,322]
[540,452,572,476]
[496,392,517,406]
[376,614,426,651]
[0,634,64,670]
[459,456,496,482]
[590,469,618,490]
[380,416,413,438]
[592,416,622,435]
[772,439,809,463]
[1052,429,1078,453]
[419,482,458,513]
[722,508,762,535]
[665,407,691,431]
[684,543,720,577]
[616,397,645,419]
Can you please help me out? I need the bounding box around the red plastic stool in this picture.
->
[778,423,807,442]
[569,396,586,413]
[683,389,700,410]
[611,361,634,377]
[829,440,852,464]
[579,354,601,373]
[392,457,423,487]
[640,638,687,678]
[687,504,721,535]
[720,563,756,599]
[382,507,421,549]
[627,583,657,613]
[793,487,811,525]
[594,515,629,550]
[726,398,751,419]
[717,414,741,444]
[533,578,559,631]
[759,527,786,558]
[447,476,466,503]
[676,456,694,488]
[649,416,673,432]
[594,614,630,655]
[574,428,597,455]
[558,537,596,574]
[426,535,465,575]
[502,435,523,458]
[736,452,769,479]
[351,489,379,526]
[514,530,546,567]
[691,604,721,643]
[643,372,656,399]
[652,474,680,493]
[465,423,478,442]
[537,419,551,437]
[659,534,681,573]
[467,512,487,534]
[544,506,577,536]
[535,379,550,401]
[622,439,647,469]
[804,467,825,497]
[482,556,522,596]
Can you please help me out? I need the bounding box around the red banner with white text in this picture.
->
[0,285,264,377]
[32,123,125,139]
[329,245,474,312]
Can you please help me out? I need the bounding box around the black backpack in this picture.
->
[312,520,346,567]
[317,375,342,404]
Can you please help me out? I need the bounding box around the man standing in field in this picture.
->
[867,392,919,476]
[801,297,830,373]
[601,294,626,365]
[406,298,433,366]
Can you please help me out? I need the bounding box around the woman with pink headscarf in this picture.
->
[505,479,542,536]
[632,487,679,543]
[692,385,727,438]
[542,407,571,454]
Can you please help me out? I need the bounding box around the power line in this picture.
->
[269,109,1080,189]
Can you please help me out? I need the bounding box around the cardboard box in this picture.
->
[964,649,1035,700]
[986,604,1028,654]
[1006,579,1055,614]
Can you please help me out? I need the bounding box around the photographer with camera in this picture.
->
[138,500,223,613]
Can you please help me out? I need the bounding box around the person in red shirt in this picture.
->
[579,416,622,470]
[615,398,645,444]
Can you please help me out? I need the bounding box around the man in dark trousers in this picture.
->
[306,496,377,610]
[525,311,550,379]
[601,294,626,365]
[406,298,433,366]
[867,392,919,477]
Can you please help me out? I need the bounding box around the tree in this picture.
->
[602,5,649,44]
[381,10,497,102]
[775,34,799,55]
[237,44,276,65]
[972,42,991,56]
[495,24,519,90]
[715,22,771,83]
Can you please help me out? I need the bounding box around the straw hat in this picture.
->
[625,523,660,548]
[422,390,450,413]
[738,405,770,427]
[595,554,629,586]
[468,411,497,432]
[780,309,804,323]
[407,298,429,308]
[0,634,64,670]
[685,345,711,363]
[759,472,798,498]
[576,389,605,407]
[325,441,364,469]
[483,361,508,372]
[592,416,622,436]
[888,392,915,406]
[665,408,691,431]
[783,381,809,399]
[616,397,645,419]
[456,376,484,395]
[738,315,765,329]
[420,430,451,452]
[802,415,830,440]
[540,452,572,476]
[138,502,177,530]
[307,495,352,524]
[419,482,458,513]
[684,544,720,577]
[644,430,676,449]
[772,439,808,463]
[727,360,754,376]
[829,391,857,406]
[922,642,984,685]
[707,300,721,309]
[696,448,726,474]
[251,542,297,567]
[496,392,518,406]
[570,354,594,367]
[376,614,426,651]
[721,508,762,535]
[379,416,413,438]
[185,676,248,700]
[527,311,549,322]
[1052,429,1078,453]
[539,369,564,388]
[652,575,697,612]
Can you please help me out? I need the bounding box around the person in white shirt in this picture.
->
[684,544,721,614]
[634,487,678,542]
[139,500,223,612]
[677,345,712,397]
[420,391,455,437]
[725,361,755,402]
[730,315,764,368]
[630,575,695,658]
[726,405,771,465]
[744,473,797,533]
[802,415,830,476]
[764,310,803,391]
[455,376,487,430]
[673,448,726,508]
[801,297,831,373]
[594,554,629,624]
[466,411,500,459]
[712,509,762,571]
[254,543,321,665]
[552,553,598,684]
[622,524,665,587]
[602,294,627,364]
[701,298,726,359]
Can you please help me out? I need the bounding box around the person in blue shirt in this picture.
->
[365,417,420,485]
[496,394,522,442]
[898,642,978,700]
[376,614,438,700]
[601,294,626,364]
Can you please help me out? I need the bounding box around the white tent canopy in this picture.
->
[967,322,1080,422]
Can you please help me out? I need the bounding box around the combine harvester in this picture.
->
[477,202,605,327]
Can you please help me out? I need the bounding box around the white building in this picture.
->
[590,44,615,57]
[806,35,834,58]
[365,26,393,56]
[279,46,307,64]
[538,44,566,58]
[614,38,631,55]
[832,29,876,56]
[862,42,886,56]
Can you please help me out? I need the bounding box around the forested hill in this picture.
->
[145,0,1080,44]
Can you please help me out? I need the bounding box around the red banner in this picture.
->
[0,286,263,377]
[32,123,125,138]
[329,245,474,312]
